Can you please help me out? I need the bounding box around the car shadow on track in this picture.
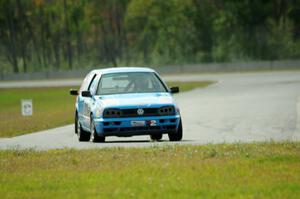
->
[99,139,192,144]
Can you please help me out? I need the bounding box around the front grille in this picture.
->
[121,108,158,117]
[103,106,175,118]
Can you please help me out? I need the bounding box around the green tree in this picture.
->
[126,0,196,65]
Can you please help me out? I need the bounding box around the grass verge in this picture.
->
[167,81,214,92]
[0,81,214,137]
[0,142,299,198]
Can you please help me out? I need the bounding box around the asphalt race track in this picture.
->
[1,71,300,150]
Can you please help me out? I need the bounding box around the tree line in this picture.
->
[0,0,300,74]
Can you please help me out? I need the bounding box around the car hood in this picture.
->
[97,93,175,108]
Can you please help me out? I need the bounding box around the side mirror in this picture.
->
[170,87,179,94]
[70,89,78,96]
[81,90,92,97]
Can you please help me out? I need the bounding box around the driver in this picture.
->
[133,74,150,92]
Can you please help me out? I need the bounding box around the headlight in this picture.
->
[158,106,175,116]
[103,108,122,118]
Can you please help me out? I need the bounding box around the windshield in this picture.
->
[97,72,167,95]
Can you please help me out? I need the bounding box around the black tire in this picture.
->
[90,116,105,143]
[75,111,78,134]
[77,118,91,142]
[150,134,162,141]
[168,119,183,141]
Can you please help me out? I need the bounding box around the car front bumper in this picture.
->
[94,115,181,137]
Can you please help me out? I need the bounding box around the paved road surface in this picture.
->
[1,71,300,150]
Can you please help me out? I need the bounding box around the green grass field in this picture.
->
[0,142,299,198]
[0,81,214,137]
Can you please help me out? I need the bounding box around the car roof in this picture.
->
[91,67,156,75]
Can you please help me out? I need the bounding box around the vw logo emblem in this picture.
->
[137,108,144,115]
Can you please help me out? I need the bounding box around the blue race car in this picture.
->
[70,67,182,142]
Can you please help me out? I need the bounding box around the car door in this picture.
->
[82,74,100,130]
[77,72,96,129]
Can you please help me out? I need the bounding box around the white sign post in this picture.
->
[21,99,33,116]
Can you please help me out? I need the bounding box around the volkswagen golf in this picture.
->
[70,67,183,142]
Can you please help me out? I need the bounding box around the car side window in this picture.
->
[89,75,100,95]
[79,72,95,93]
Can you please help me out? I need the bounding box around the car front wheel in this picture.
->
[75,111,78,134]
[168,119,183,141]
[90,116,105,143]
